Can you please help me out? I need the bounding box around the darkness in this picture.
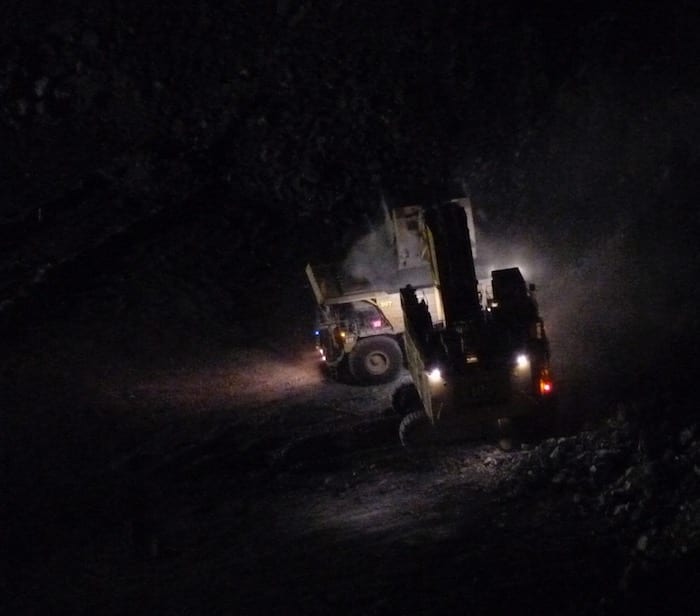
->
[2,1,700,614]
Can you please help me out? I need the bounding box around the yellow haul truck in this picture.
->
[392,201,555,445]
[305,205,446,384]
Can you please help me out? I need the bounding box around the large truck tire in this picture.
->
[348,336,403,385]
[399,409,431,448]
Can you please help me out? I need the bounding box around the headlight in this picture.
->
[427,367,442,383]
[515,354,530,369]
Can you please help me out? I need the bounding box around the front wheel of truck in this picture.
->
[348,336,403,385]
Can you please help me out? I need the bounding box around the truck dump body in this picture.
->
[305,261,442,336]
[423,202,482,325]
[305,262,434,305]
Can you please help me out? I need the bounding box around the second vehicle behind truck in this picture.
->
[305,204,447,384]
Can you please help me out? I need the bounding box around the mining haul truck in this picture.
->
[305,205,447,385]
[392,201,555,446]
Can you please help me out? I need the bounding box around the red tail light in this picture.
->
[539,368,553,395]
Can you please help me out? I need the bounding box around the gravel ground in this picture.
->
[4,319,699,615]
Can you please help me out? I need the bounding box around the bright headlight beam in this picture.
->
[516,354,530,369]
[427,368,442,383]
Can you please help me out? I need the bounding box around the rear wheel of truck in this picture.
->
[399,409,432,449]
[348,336,403,385]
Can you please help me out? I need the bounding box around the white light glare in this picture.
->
[427,368,442,383]
[516,354,530,369]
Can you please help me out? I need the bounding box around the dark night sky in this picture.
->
[0,0,698,377]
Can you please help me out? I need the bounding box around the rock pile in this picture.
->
[508,404,699,589]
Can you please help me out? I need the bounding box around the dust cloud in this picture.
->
[342,224,396,287]
[476,222,678,414]
[342,200,402,289]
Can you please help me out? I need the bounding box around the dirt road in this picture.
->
[4,343,697,615]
